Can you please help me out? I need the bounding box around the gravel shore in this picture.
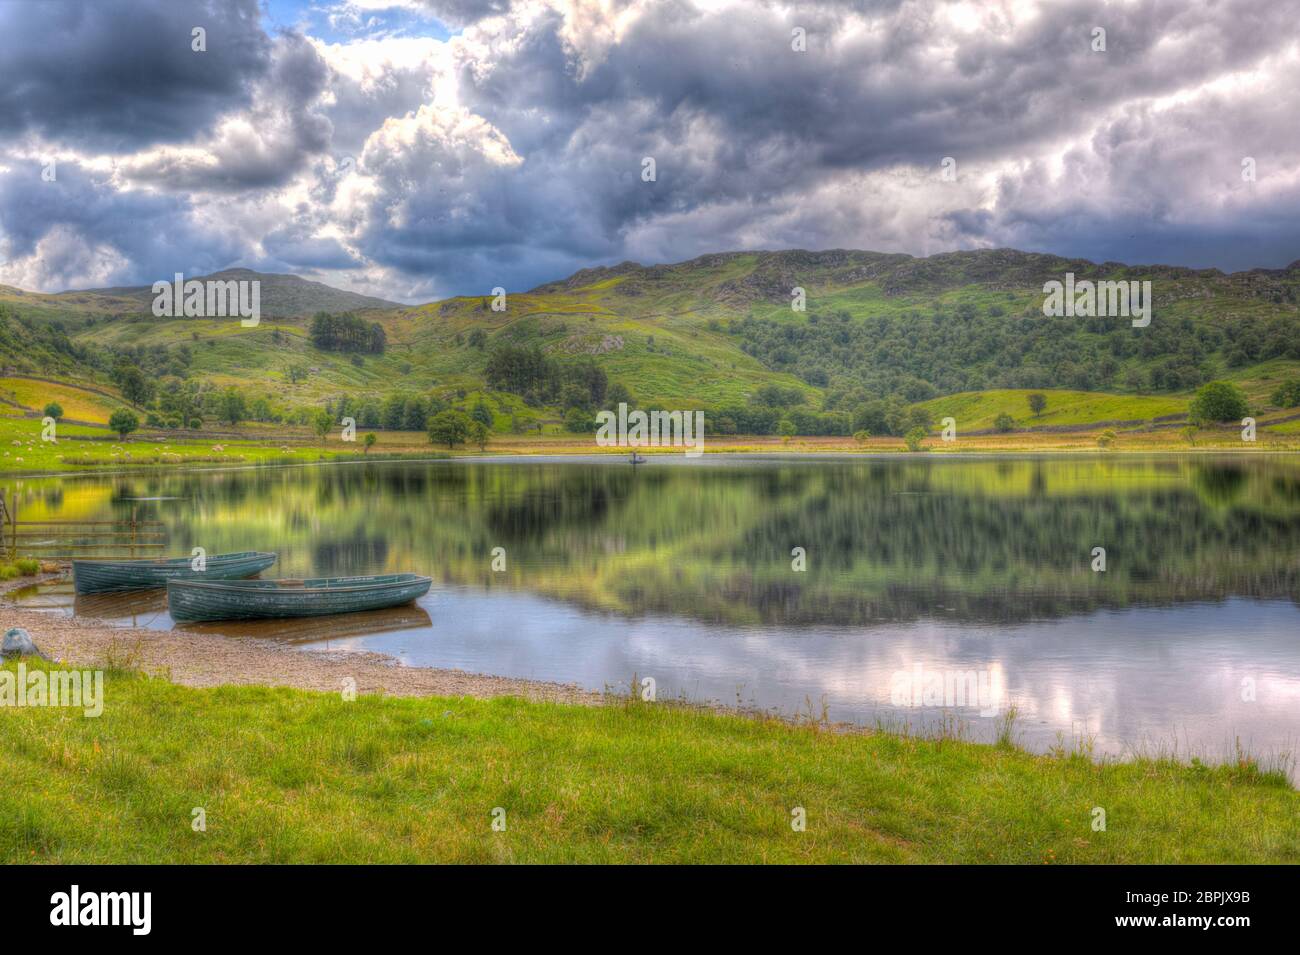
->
[1,572,601,705]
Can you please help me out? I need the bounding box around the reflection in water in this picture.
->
[177,604,433,645]
[74,588,168,620]
[8,455,1300,775]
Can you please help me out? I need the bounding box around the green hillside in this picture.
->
[2,248,1299,437]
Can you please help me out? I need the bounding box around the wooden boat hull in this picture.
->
[167,573,432,622]
[73,551,277,594]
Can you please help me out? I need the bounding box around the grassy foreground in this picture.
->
[1,663,1296,863]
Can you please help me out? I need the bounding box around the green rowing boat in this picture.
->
[73,551,277,594]
[167,573,432,622]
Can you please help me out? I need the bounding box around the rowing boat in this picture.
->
[166,573,432,622]
[73,551,277,594]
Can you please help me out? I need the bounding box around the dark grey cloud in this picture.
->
[121,31,332,192]
[0,0,271,152]
[412,0,512,27]
[0,161,242,289]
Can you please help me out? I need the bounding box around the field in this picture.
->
[1,662,1295,863]
[915,389,1186,431]
[0,378,123,424]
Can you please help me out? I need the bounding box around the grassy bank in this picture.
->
[1,662,1295,863]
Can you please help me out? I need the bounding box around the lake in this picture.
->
[10,454,1300,776]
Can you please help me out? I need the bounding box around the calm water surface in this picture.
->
[11,455,1300,774]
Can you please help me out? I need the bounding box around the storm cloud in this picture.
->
[0,0,1296,298]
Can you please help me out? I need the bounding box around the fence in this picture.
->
[0,489,165,560]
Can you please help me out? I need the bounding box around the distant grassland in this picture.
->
[1,664,1295,863]
[0,378,121,424]
[916,389,1187,431]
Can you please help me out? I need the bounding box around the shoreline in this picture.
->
[1,573,601,706]
[2,441,1298,479]
[5,572,1296,790]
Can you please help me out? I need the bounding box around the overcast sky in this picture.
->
[0,0,1296,302]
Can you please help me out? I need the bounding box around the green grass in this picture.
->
[915,389,1188,431]
[1,662,1295,863]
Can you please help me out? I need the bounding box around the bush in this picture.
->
[853,429,871,444]
[1188,381,1249,425]
[564,407,595,433]
[188,418,203,430]
[15,558,40,576]
[904,426,927,452]
[994,413,1016,433]
[1269,379,1300,408]
[43,402,63,421]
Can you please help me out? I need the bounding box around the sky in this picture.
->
[0,0,1296,303]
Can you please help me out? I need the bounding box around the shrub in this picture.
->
[564,407,594,433]
[43,402,63,421]
[15,558,40,576]
[1188,381,1249,425]
[994,413,1016,433]
[904,426,927,452]
[852,429,871,444]
[1269,379,1300,408]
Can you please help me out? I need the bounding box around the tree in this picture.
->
[312,409,333,445]
[853,429,871,444]
[217,387,247,426]
[471,401,494,428]
[1027,393,1047,417]
[310,311,386,354]
[469,420,489,451]
[1188,381,1249,425]
[117,365,154,408]
[904,426,927,452]
[607,381,633,409]
[43,402,63,421]
[777,417,796,444]
[363,432,376,454]
[109,409,139,440]
[428,409,472,448]
[994,413,1016,433]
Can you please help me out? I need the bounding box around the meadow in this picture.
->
[1,662,1295,864]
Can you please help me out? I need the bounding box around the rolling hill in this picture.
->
[0,248,1297,435]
